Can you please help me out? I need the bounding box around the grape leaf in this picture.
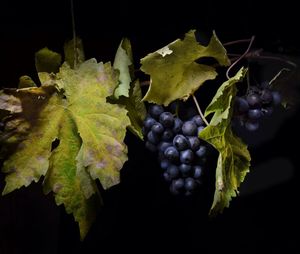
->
[269,68,300,108]
[113,38,133,99]
[141,30,230,106]
[1,59,130,239]
[200,67,251,215]
[64,37,85,69]
[35,47,62,73]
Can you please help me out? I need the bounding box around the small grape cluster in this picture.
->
[143,104,210,196]
[233,81,282,131]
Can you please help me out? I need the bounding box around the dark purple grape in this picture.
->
[182,121,197,136]
[191,115,204,126]
[235,97,249,113]
[179,163,192,175]
[167,165,179,178]
[173,134,190,151]
[147,131,159,144]
[180,149,194,164]
[185,177,197,191]
[272,91,281,105]
[248,109,262,120]
[187,136,200,151]
[149,105,164,119]
[164,146,179,162]
[173,178,184,189]
[160,159,170,170]
[172,117,183,133]
[193,165,203,179]
[151,122,164,134]
[260,89,273,104]
[144,116,156,130]
[159,112,174,128]
[247,93,261,108]
[195,146,207,157]
[245,120,259,131]
[161,129,174,141]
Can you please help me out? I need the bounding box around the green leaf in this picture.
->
[199,67,251,215]
[64,37,85,69]
[1,59,130,239]
[113,38,133,99]
[141,30,230,106]
[35,47,62,73]
[270,68,300,108]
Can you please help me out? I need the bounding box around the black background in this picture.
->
[0,0,299,253]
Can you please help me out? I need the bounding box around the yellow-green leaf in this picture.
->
[18,75,37,88]
[113,38,133,99]
[141,30,230,106]
[1,58,130,239]
[200,67,251,215]
[43,113,99,240]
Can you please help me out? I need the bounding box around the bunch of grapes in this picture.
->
[143,104,211,196]
[233,81,282,131]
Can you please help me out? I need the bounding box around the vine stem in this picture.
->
[226,36,255,79]
[223,38,253,46]
[70,0,77,68]
[192,94,209,126]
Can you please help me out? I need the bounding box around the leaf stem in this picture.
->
[192,94,209,126]
[226,36,255,79]
[223,38,253,46]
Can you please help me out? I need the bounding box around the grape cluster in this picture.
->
[143,104,210,196]
[233,81,282,131]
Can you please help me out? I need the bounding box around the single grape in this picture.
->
[159,112,174,128]
[191,115,204,126]
[260,89,273,104]
[167,164,179,178]
[180,149,194,164]
[185,177,197,191]
[247,93,261,108]
[161,129,174,141]
[248,109,262,120]
[149,105,164,119]
[147,131,159,144]
[169,184,180,195]
[173,134,190,151]
[193,165,203,179]
[151,122,164,134]
[262,106,273,116]
[187,136,200,151]
[182,121,197,136]
[195,146,207,157]
[245,120,259,131]
[235,96,249,113]
[163,172,172,182]
[172,117,183,133]
[164,146,179,162]
[179,163,192,175]
[173,178,184,189]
